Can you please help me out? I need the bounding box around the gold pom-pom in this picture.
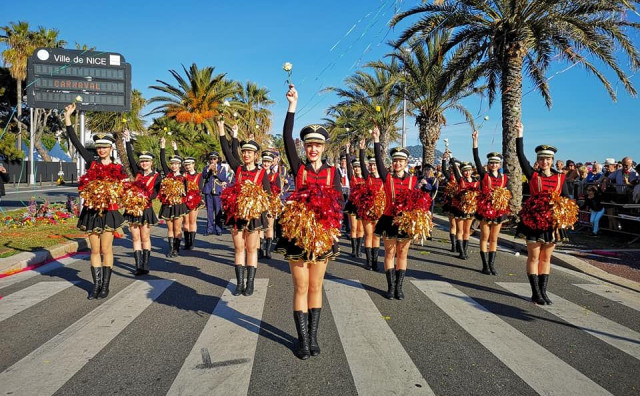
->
[551,192,579,229]
[393,209,433,244]
[122,185,149,217]
[280,201,340,261]
[444,181,458,197]
[160,178,186,205]
[187,179,199,192]
[460,190,479,214]
[79,180,123,214]
[237,181,271,220]
[491,187,512,211]
[268,193,284,218]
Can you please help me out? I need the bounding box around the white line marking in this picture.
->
[0,254,89,290]
[0,281,78,322]
[574,284,640,313]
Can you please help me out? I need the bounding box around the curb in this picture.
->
[432,213,640,293]
[0,237,89,276]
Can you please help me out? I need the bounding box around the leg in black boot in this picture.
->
[233,266,246,296]
[457,240,465,259]
[350,238,356,257]
[142,249,151,274]
[395,269,406,300]
[371,248,379,272]
[308,308,321,356]
[488,251,497,275]
[293,311,310,360]
[355,237,362,258]
[244,266,256,296]
[171,238,181,257]
[191,231,197,249]
[450,233,457,252]
[462,240,469,259]
[258,239,265,259]
[528,274,546,305]
[183,231,190,250]
[97,267,112,299]
[538,274,552,304]
[480,252,490,274]
[88,266,103,300]
[264,238,273,259]
[134,250,144,276]
[364,247,372,270]
[385,269,396,299]
[166,237,175,258]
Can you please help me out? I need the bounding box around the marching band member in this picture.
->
[182,156,204,250]
[158,138,188,258]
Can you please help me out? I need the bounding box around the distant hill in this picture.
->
[406,145,444,165]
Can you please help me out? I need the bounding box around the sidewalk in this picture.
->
[431,213,640,293]
[0,237,88,277]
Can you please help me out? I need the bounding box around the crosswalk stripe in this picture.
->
[413,280,612,396]
[499,282,640,361]
[0,254,88,290]
[167,279,269,396]
[0,281,78,322]
[574,283,640,313]
[0,279,173,396]
[324,279,433,396]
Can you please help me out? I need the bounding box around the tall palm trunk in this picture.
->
[501,46,525,214]
[418,117,441,167]
[33,109,52,162]
[112,131,132,177]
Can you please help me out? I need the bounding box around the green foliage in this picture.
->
[0,133,24,159]
[41,134,56,151]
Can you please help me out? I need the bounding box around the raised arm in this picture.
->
[372,127,388,181]
[472,130,486,179]
[217,120,242,170]
[516,123,534,180]
[450,158,462,183]
[230,125,242,163]
[359,141,370,179]
[159,137,170,175]
[441,155,451,180]
[345,143,354,181]
[63,103,93,165]
[283,85,302,175]
[124,131,140,175]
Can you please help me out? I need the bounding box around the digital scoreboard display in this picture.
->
[26,48,131,112]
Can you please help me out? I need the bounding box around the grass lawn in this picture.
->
[0,221,86,258]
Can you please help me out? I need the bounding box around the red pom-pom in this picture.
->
[392,188,432,216]
[221,183,241,222]
[519,192,553,230]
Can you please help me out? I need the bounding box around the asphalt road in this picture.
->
[0,216,639,396]
[0,184,78,212]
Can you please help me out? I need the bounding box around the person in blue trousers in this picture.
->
[202,151,228,236]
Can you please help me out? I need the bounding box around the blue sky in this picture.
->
[3,0,639,164]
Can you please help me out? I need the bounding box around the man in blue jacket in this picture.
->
[202,152,228,235]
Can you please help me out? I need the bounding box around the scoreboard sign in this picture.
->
[26,48,131,112]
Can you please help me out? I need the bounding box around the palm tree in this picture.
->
[391,0,640,210]
[233,81,274,147]
[86,89,146,175]
[323,105,367,162]
[372,31,482,166]
[327,65,402,159]
[147,63,238,136]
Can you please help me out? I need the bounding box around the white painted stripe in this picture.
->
[574,284,640,313]
[0,254,89,290]
[167,279,269,396]
[413,280,611,396]
[0,281,78,322]
[499,282,640,360]
[324,279,432,396]
[0,279,173,395]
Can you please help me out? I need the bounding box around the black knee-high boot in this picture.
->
[538,274,552,304]
[183,231,191,250]
[350,238,356,257]
[142,249,151,274]
[480,251,490,274]
[462,240,469,259]
[528,274,546,305]
[308,308,321,356]
[364,247,372,270]
[233,266,246,296]
[134,250,144,276]
[457,240,465,259]
[264,237,273,259]
[450,233,457,252]
[258,238,265,258]
[88,266,103,300]
[166,237,175,257]
[244,266,256,296]
[395,269,406,300]
[97,267,112,299]
[171,237,181,257]
[371,248,380,272]
[189,231,196,249]
[488,251,497,275]
[293,311,310,360]
[385,269,396,299]
[355,237,362,258]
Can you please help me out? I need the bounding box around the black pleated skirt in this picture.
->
[225,212,268,233]
[159,203,189,220]
[515,222,568,244]
[77,208,126,234]
[374,214,410,240]
[274,236,340,262]
[475,213,509,224]
[124,207,158,226]
[451,207,475,220]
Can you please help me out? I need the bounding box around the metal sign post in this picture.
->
[29,108,35,185]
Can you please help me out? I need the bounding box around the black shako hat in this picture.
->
[92,133,115,148]
[240,140,260,152]
[460,162,473,171]
[486,152,503,163]
[138,151,154,161]
[367,156,376,164]
[300,124,329,143]
[261,151,274,162]
[169,155,183,164]
[208,151,220,159]
[183,157,196,165]
[351,158,361,168]
[535,145,557,158]
[390,147,410,160]
[423,163,434,170]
